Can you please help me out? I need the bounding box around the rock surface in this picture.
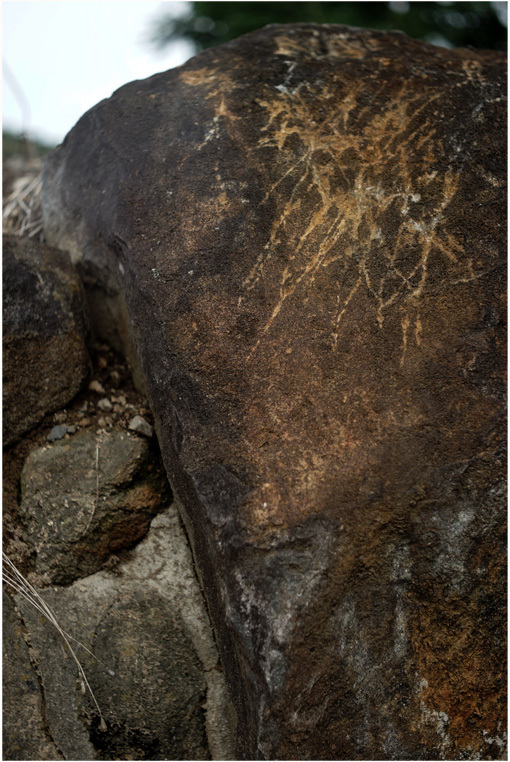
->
[11,507,235,760]
[1,265,235,760]
[3,234,90,446]
[42,25,507,760]
[2,592,63,761]
[128,414,154,437]
[19,428,170,585]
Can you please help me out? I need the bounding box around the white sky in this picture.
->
[2,1,194,145]
[2,2,507,145]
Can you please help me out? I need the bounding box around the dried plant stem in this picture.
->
[84,443,100,533]
[2,553,112,731]
[2,173,43,239]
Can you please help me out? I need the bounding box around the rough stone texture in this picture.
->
[128,413,154,437]
[19,428,170,585]
[12,507,235,760]
[2,592,63,761]
[42,25,507,760]
[3,234,90,446]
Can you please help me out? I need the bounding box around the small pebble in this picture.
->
[128,415,153,438]
[98,357,108,369]
[109,370,121,386]
[89,380,106,394]
[54,411,67,423]
[48,424,68,442]
[98,398,113,412]
[79,417,91,427]
[98,417,107,428]
[67,425,77,435]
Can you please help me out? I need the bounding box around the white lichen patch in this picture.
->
[418,678,453,756]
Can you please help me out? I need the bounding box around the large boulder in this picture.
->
[42,25,507,760]
[3,234,90,446]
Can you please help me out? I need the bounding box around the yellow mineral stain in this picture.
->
[274,33,369,60]
[236,78,466,361]
[400,314,411,367]
[256,98,289,136]
[259,153,309,205]
[180,68,219,87]
[278,198,302,229]
[264,280,297,333]
[332,275,362,342]
[461,58,484,85]
[215,95,242,122]
[274,35,310,58]
[415,315,422,346]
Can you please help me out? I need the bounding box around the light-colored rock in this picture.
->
[88,379,105,394]
[19,428,169,585]
[13,507,235,760]
[47,424,67,441]
[128,414,153,438]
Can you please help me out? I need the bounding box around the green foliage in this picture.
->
[3,130,55,160]
[150,1,507,53]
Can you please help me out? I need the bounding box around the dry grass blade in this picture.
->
[2,172,44,240]
[2,553,113,731]
[84,443,100,534]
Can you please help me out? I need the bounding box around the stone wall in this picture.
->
[3,232,235,760]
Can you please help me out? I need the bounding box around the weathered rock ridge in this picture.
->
[42,24,507,760]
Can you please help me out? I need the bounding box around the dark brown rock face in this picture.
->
[42,25,506,760]
[3,234,90,446]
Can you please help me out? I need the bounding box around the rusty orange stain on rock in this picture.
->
[42,24,506,760]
